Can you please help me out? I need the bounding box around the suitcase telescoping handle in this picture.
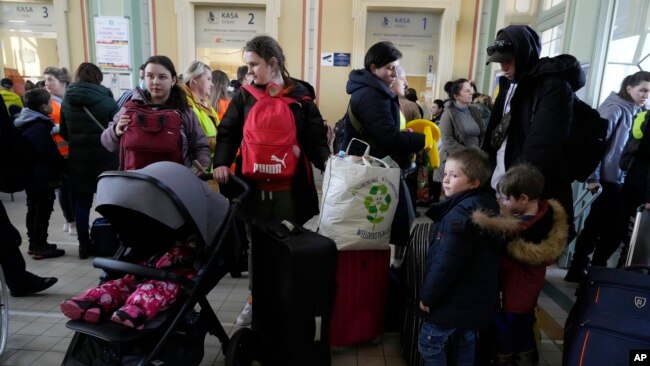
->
[624,205,650,268]
[573,185,602,220]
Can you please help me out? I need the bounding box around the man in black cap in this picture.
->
[482,25,584,230]
[482,23,585,366]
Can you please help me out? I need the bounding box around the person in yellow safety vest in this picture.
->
[43,66,76,238]
[0,78,23,114]
[182,61,219,173]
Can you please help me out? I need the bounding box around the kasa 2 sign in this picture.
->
[195,7,265,49]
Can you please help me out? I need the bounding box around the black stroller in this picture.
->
[62,161,250,366]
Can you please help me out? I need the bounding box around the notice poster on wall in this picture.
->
[195,6,265,49]
[94,16,130,70]
[365,11,440,76]
[101,72,132,100]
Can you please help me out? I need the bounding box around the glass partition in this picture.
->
[600,0,650,104]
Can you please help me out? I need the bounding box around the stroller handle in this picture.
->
[198,173,250,204]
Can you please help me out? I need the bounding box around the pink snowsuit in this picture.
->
[73,245,195,321]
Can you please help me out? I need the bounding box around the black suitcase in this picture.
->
[90,217,120,257]
[252,220,337,366]
[563,266,650,365]
[400,222,433,366]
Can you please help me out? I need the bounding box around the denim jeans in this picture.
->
[418,322,476,366]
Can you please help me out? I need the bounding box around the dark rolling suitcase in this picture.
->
[401,222,434,366]
[251,220,337,366]
[89,217,121,257]
[563,265,650,366]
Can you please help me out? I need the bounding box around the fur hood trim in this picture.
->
[471,208,521,235]
[507,199,568,265]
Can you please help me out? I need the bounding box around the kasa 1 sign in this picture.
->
[365,12,440,77]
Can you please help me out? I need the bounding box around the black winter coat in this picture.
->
[344,69,424,168]
[60,82,119,195]
[421,188,503,330]
[13,109,64,192]
[213,80,330,225]
[483,40,584,222]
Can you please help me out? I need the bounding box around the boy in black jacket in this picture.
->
[418,147,503,365]
[13,88,65,259]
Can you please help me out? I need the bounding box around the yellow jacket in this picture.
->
[1,89,23,112]
[184,87,219,163]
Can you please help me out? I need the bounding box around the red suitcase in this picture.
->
[329,248,391,347]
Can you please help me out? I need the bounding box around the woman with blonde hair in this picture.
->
[210,69,231,121]
[182,61,218,167]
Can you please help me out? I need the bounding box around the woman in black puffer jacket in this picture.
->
[60,62,119,259]
[343,41,425,246]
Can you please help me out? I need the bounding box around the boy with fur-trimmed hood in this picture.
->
[475,164,568,365]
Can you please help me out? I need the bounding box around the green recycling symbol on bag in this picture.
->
[364,184,392,229]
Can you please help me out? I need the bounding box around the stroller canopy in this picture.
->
[95,162,229,247]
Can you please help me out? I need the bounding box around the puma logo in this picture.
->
[271,153,288,168]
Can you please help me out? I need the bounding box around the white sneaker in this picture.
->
[68,222,77,236]
[235,303,252,326]
[62,223,70,232]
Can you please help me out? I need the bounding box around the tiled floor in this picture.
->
[0,189,573,366]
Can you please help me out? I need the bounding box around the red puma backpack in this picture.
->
[119,101,184,171]
[241,84,307,182]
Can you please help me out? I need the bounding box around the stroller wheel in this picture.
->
[225,328,255,366]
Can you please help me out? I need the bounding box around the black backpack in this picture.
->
[0,102,28,193]
[533,92,608,182]
[332,115,347,154]
[565,95,609,182]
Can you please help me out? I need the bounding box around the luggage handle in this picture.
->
[280,220,296,233]
[573,185,602,220]
[624,206,650,268]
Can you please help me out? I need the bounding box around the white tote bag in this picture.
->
[318,139,400,250]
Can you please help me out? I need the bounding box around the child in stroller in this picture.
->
[62,161,251,366]
[60,234,199,329]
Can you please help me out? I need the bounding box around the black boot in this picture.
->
[564,254,588,283]
[28,242,58,255]
[79,244,90,260]
[32,243,65,260]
